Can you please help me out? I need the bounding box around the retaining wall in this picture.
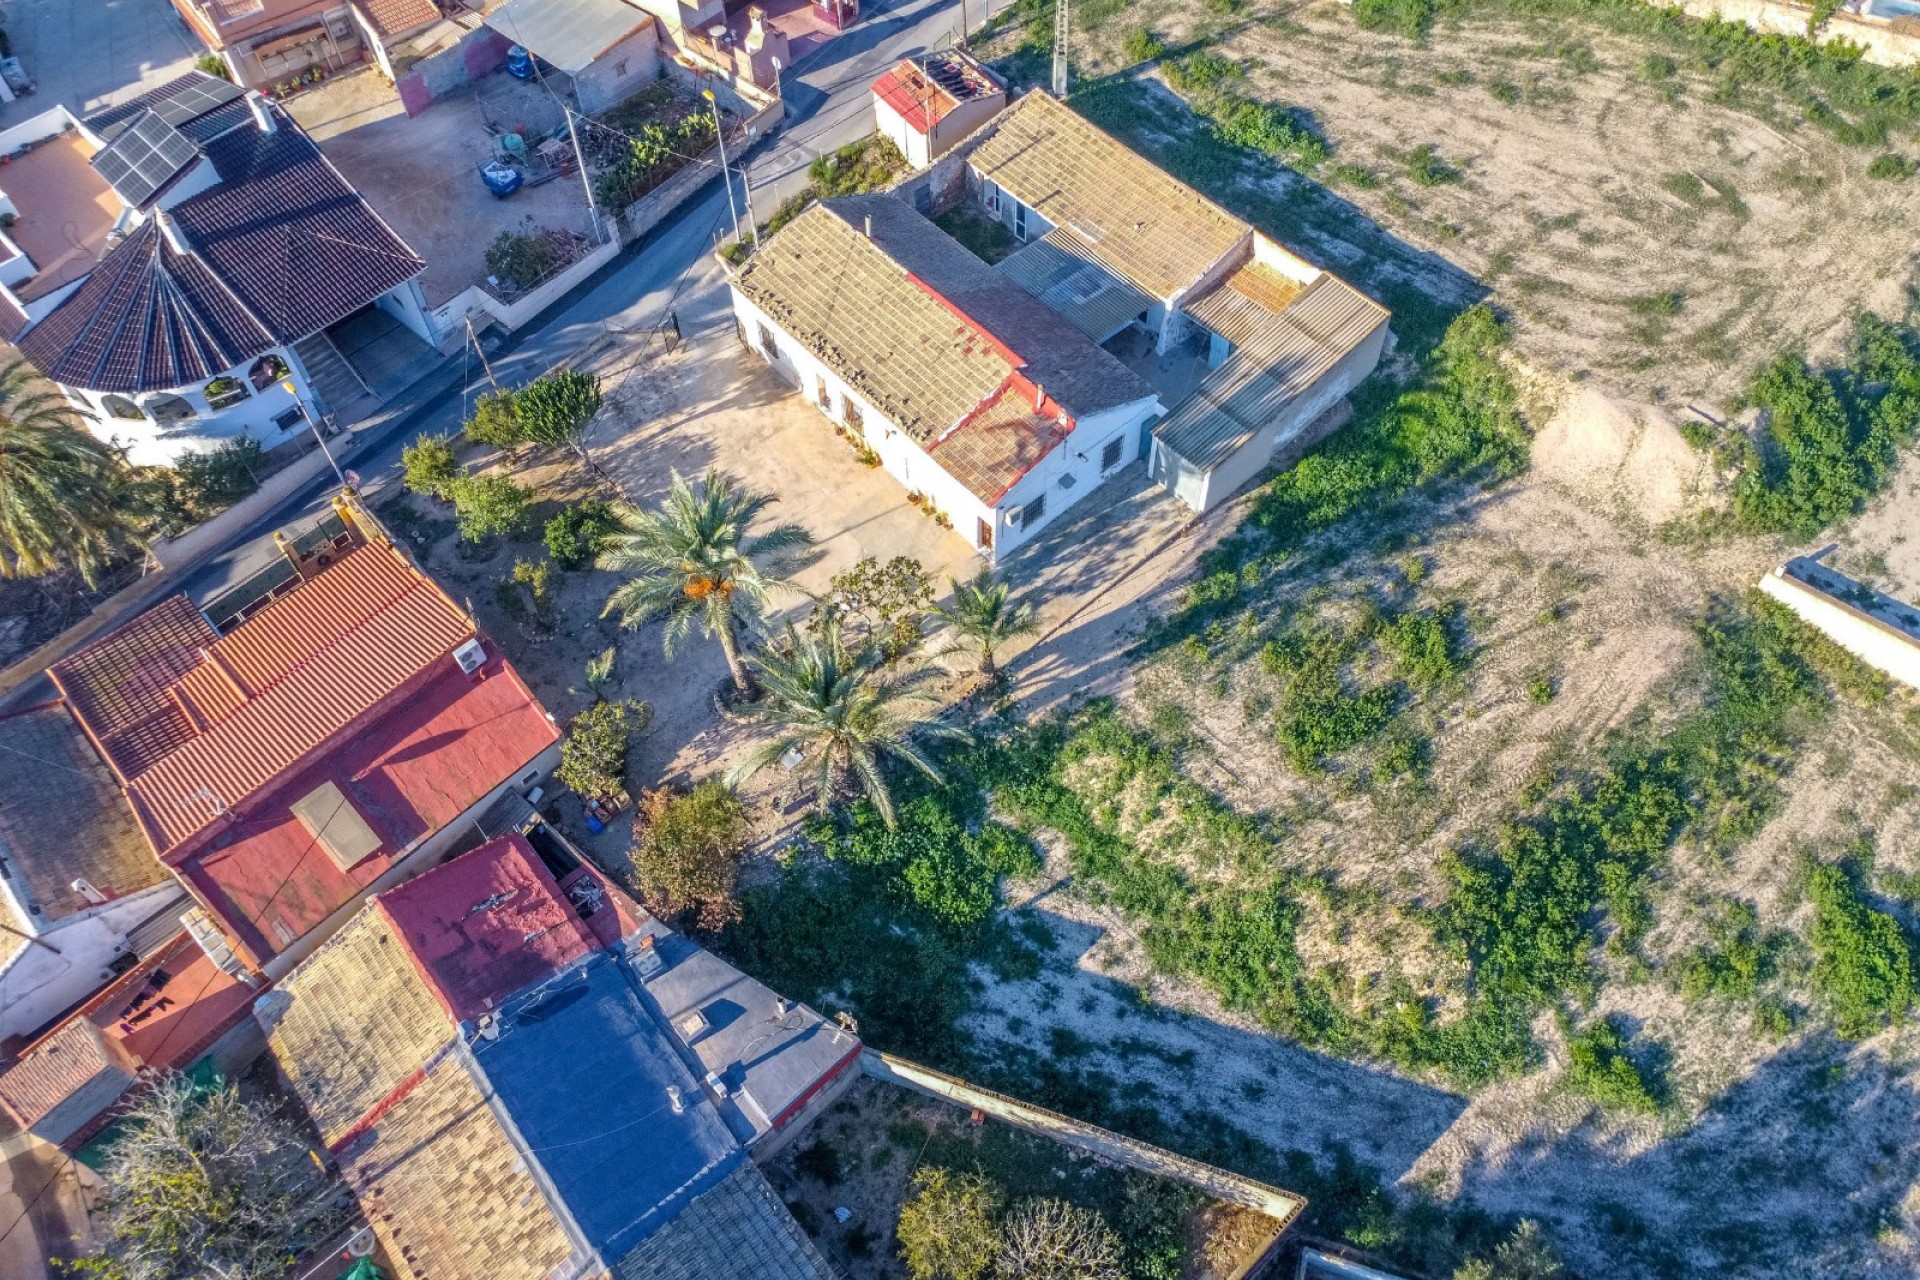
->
[1678,0,1920,66]
[1759,557,1920,690]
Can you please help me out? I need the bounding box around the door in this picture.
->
[977,517,993,551]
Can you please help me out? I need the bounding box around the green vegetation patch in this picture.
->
[1806,858,1915,1038]
[1563,1016,1663,1113]
[1163,54,1331,171]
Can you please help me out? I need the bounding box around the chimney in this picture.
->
[1033,383,1046,412]
[864,213,872,237]
[246,91,277,134]
[155,208,191,256]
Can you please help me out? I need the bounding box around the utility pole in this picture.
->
[740,162,763,251]
[467,316,501,392]
[1052,0,1070,97]
[564,106,605,243]
[703,88,743,244]
[281,379,349,490]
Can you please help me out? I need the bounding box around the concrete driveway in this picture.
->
[0,0,202,127]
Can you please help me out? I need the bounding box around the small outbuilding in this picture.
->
[871,51,1006,170]
[484,0,661,114]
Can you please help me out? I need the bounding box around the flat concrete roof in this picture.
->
[3,131,120,301]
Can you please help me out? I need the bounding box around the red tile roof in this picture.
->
[873,62,956,134]
[358,0,439,36]
[175,652,559,968]
[376,834,599,1023]
[128,543,476,854]
[51,596,220,780]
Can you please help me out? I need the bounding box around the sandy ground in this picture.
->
[1071,0,1920,409]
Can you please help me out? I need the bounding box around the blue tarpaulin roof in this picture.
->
[466,953,742,1262]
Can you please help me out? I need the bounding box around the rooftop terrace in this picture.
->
[1,130,120,303]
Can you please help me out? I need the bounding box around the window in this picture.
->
[843,398,863,431]
[817,375,832,411]
[203,376,250,410]
[250,353,290,390]
[1019,493,1046,529]
[101,394,145,421]
[758,323,780,359]
[1012,202,1028,242]
[982,179,1000,213]
[146,394,196,425]
[1100,435,1124,471]
[976,517,993,550]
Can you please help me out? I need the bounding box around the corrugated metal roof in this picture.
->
[485,0,653,72]
[995,229,1152,343]
[966,91,1249,300]
[1157,273,1388,472]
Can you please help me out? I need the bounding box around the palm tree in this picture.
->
[0,359,136,585]
[936,567,1039,680]
[730,619,966,827]
[598,469,814,696]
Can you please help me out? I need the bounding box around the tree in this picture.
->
[65,1075,343,1280]
[812,555,934,662]
[0,358,138,584]
[1453,1220,1565,1280]
[937,567,1040,680]
[464,389,524,449]
[730,617,965,827]
[633,780,751,930]
[555,697,652,798]
[449,473,534,542]
[897,1167,1002,1280]
[516,369,603,469]
[545,500,619,569]
[598,469,814,696]
[401,432,460,498]
[995,1199,1124,1280]
[582,645,618,701]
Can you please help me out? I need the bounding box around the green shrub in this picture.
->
[1354,0,1439,39]
[401,433,460,498]
[555,698,652,798]
[1563,1016,1661,1113]
[484,229,558,292]
[544,500,619,569]
[1164,54,1329,171]
[1527,677,1556,704]
[1403,142,1459,186]
[1671,899,1777,1002]
[1122,26,1167,63]
[194,53,231,80]
[173,438,264,511]
[634,781,750,930]
[896,1168,1002,1280]
[1731,353,1864,536]
[464,389,524,448]
[1806,859,1914,1037]
[516,368,603,452]
[449,473,533,542]
[1382,608,1461,687]
[1867,153,1915,179]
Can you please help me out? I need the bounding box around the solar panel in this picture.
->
[152,76,245,127]
[91,111,201,209]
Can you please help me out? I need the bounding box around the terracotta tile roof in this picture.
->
[966,91,1249,300]
[50,596,219,780]
[126,544,476,854]
[264,907,456,1146]
[0,1019,130,1129]
[734,195,1151,444]
[339,1052,577,1280]
[871,53,1001,133]
[0,703,166,922]
[357,0,441,37]
[376,833,599,1023]
[615,1165,841,1280]
[20,96,424,395]
[928,379,1071,504]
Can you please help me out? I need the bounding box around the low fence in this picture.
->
[146,439,343,571]
[428,216,623,336]
[1679,0,1920,67]
[861,1049,1307,1234]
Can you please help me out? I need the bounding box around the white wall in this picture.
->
[731,286,1159,558]
[0,105,81,157]
[72,349,317,468]
[1759,562,1920,692]
[572,25,662,114]
[0,884,187,1041]
[874,96,929,171]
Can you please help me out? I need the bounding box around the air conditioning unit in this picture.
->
[453,638,487,675]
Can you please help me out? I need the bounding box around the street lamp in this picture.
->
[282,378,349,490]
[703,87,743,244]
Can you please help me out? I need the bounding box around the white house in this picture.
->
[6,72,434,466]
[870,51,1006,171]
[730,194,1162,559]
[906,90,1394,513]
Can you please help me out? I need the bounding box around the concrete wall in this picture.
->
[1678,0,1920,66]
[571,25,663,114]
[624,98,783,243]
[147,434,342,570]
[0,885,188,1041]
[1759,559,1920,690]
[431,219,624,336]
[396,24,511,117]
[874,95,927,170]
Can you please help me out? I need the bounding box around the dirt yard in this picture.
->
[1067,0,1920,409]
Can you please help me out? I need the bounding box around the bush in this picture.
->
[1807,859,1915,1037]
[998,1198,1126,1280]
[1562,1017,1661,1113]
[1354,0,1438,39]
[464,389,524,448]
[172,437,264,512]
[449,473,533,542]
[1382,608,1461,687]
[1164,54,1329,172]
[1671,899,1777,1002]
[484,228,558,292]
[809,555,934,661]
[1868,153,1915,179]
[555,698,652,798]
[897,1167,1003,1280]
[516,369,603,452]
[1122,27,1166,63]
[496,557,555,629]
[633,781,751,931]
[402,433,460,498]
[194,53,231,80]
[544,500,619,569]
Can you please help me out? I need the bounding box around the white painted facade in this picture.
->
[0,883,187,1041]
[731,287,1160,559]
[874,86,1008,172]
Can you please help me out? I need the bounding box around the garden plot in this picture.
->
[1059,0,1920,407]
